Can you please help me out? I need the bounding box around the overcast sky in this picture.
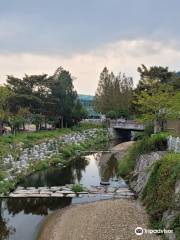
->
[0,0,180,94]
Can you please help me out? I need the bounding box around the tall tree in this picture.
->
[49,67,80,128]
[95,67,133,114]
[137,64,179,91]
[134,83,175,130]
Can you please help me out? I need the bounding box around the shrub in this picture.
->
[34,160,49,171]
[71,184,84,193]
[118,132,168,179]
[106,109,130,119]
[142,153,180,229]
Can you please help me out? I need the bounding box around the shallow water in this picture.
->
[0,140,126,240]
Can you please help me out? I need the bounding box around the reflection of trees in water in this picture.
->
[22,156,89,188]
[72,157,89,182]
[0,199,15,240]
[6,197,71,216]
[100,154,118,181]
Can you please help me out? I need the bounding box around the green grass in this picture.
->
[71,184,84,193]
[118,132,168,179]
[0,128,72,162]
[0,127,108,195]
[142,153,180,236]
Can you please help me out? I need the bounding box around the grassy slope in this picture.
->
[117,133,180,238]
[118,133,168,179]
[0,123,108,194]
[142,152,180,237]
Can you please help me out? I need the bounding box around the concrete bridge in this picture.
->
[108,119,145,140]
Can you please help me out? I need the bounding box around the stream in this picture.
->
[0,140,128,240]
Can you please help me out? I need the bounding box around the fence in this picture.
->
[167,136,180,153]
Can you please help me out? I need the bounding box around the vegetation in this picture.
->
[94,67,133,115]
[0,67,86,134]
[133,65,180,129]
[0,128,72,162]
[118,133,168,178]
[0,127,108,194]
[142,152,180,237]
[71,184,84,193]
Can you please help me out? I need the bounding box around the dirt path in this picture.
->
[38,199,160,240]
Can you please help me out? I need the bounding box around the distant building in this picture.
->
[78,94,100,118]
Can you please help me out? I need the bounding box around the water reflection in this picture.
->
[0,197,71,240]
[0,149,122,240]
[100,155,118,181]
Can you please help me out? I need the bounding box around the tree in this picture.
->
[94,67,113,113]
[137,64,179,91]
[48,67,81,128]
[134,83,174,130]
[95,67,133,115]
[6,74,48,114]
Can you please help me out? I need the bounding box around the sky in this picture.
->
[0,0,180,94]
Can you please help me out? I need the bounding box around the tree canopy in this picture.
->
[95,67,133,115]
[0,67,85,133]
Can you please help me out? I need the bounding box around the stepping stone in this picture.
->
[116,192,135,196]
[40,190,52,195]
[26,187,36,190]
[60,190,74,194]
[33,194,50,197]
[38,187,50,190]
[107,187,116,193]
[51,193,64,197]
[66,193,76,197]
[50,186,61,191]
[9,193,28,197]
[14,190,29,194]
[61,187,72,191]
[116,188,130,193]
[15,186,25,191]
[77,191,88,194]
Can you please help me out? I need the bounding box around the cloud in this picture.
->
[0,39,180,94]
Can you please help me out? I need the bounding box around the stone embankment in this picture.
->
[1,129,102,183]
[129,151,179,240]
[129,151,166,194]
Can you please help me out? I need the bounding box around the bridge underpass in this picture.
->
[108,120,145,140]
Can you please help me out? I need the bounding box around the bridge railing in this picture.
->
[109,119,145,130]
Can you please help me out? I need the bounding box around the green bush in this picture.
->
[0,170,6,181]
[118,132,168,179]
[71,184,84,193]
[106,109,130,119]
[33,160,49,171]
[142,153,180,231]
[171,215,180,239]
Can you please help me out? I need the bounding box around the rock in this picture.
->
[58,190,74,194]
[106,187,116,193]
[50,186,61,191]
[66,193,76,197]
[40,190,52,195]
[15,186,25,191]
[129,151,166,194]
[9,193,28,197]
[51,193,64,197]
[116,188,130,193]
[14,190,30,194]
[77,191,88,194]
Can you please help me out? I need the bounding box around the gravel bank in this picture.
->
[38,199,160,240]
